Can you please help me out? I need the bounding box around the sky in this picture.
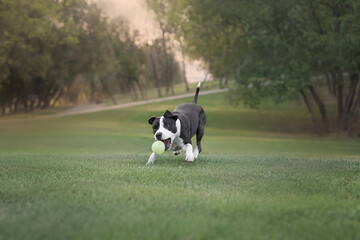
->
[92,0,208,83]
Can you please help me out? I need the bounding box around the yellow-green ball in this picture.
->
[152,141,165,154]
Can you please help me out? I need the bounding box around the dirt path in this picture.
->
[54,88,228,117]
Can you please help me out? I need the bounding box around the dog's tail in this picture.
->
[193,82,201,104]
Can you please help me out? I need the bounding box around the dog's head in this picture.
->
[148,110,180,150]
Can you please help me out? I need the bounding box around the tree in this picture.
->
[0,0,70,112]
[163,0,360,136]
[0,0,155,114]
[145,38,182,97]
[146,0,190,92]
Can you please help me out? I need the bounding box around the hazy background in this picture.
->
[1,0,359,136]
[94,0,207,83]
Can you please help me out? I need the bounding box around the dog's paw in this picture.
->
[185,152,195,162]
[173,150,181,156]
[146,153,156,165]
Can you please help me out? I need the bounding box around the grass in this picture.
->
[0,91,360,239]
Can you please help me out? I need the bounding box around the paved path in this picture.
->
[54,88,228,117]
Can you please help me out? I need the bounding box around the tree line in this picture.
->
[0,0,183,115]
[147,0,360,136]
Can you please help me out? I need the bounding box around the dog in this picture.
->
[147,83,206,165]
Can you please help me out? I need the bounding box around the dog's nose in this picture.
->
[156,132,162,140]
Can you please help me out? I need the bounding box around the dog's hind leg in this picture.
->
[194,125,204,159]
[194,112,205,159]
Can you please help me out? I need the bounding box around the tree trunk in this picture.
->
[330,71,337,96]
[308,85,330,133]
[51,89,64,108]
[30,99,35,115]
[219,75,223,89]
[165,56,171,96]
[347,88,360,137]
[22,97,28,110]
[149,51,162,97]
[42,88,57,109]
[99,77,117,105]
[342,73,359,130]
[36,96,42,108]
[168,56,174,95]
[9,101,13,114]
[337,71,344,130]
[14,97,19,113]
[331,0,345,130]
[224,75,229,87]
[160,22,170,95]
[325,74,332,94]
[42,98,51,109]
[134,80,145,99]
[131,84,139,100]
[179,39,190,92]
[300,89,321,135]
[157,85,162,98]
[1,105,6,116]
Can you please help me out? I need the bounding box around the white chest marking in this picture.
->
[171,136,184,151]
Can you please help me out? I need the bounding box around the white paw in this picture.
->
[146,153,157,165]
[185,152,195,162]
[173,150,181,155]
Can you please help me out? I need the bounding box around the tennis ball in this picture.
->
[152,141,165,154]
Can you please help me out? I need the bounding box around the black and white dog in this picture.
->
[147,83,206,165]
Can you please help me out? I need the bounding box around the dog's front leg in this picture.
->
[183,144,195,162]
[146,152,157,165]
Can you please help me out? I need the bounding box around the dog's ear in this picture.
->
[164,110,178,121]
[170,115,178,121]
[163,110,173,118]
[148,116,156,125]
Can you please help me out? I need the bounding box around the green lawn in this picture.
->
[0,92,359,239]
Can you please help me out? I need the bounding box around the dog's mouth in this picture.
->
[162,138,172,150]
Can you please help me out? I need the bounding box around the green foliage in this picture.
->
[163,0,360,135]
[0,0,183,113]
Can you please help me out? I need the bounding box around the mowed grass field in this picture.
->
[0,92,360,239]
